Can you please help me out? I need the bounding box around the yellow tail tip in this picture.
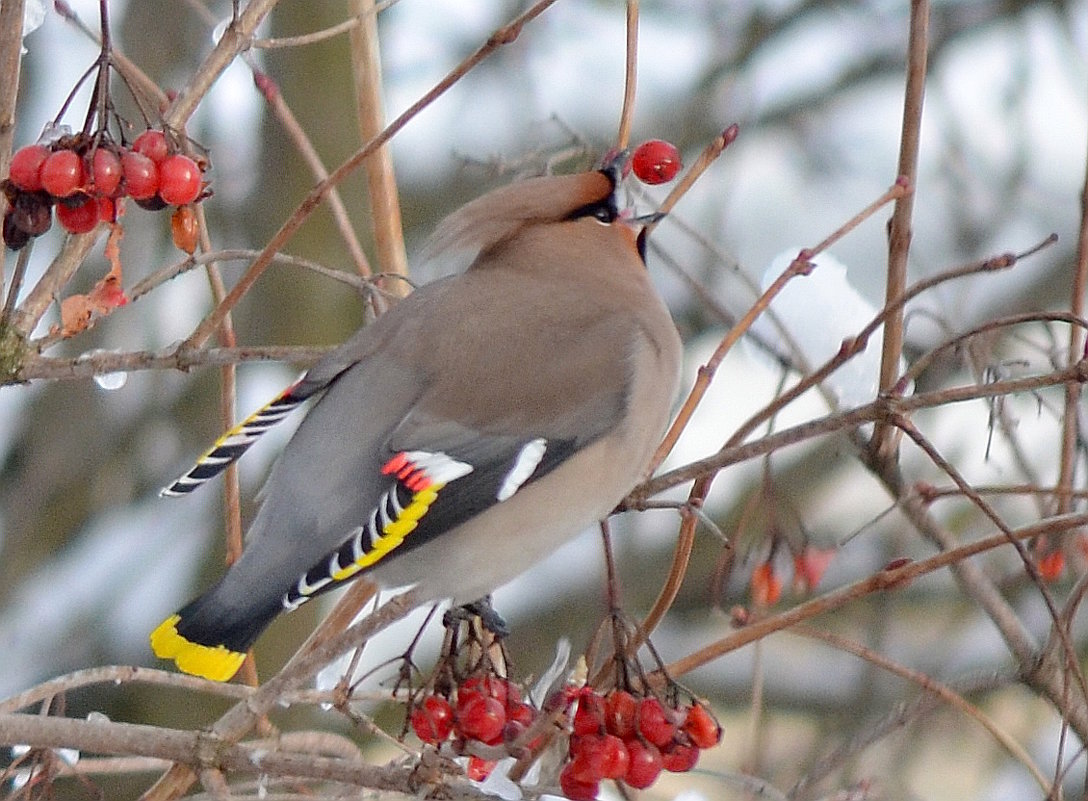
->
[150,614,246,682]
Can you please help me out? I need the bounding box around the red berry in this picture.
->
[604,690,638,738]
[631,139,682,185]
[661,738,699,773]
[559,761,600,801]
[792,547,835,592]
[158,154,202,205]
[623,739,663,789]
[573,690,606,736]
[91,149,122,197]
[637,697,678,748]
[410,695,454,744]
[567,746,607,783]
[171,204,198,254]
[456,695,506,744]
[683,703,722,749]
[751,561,782,606]
[507,701,535,728]
[466,756,496,782]
[503,701,541,747]
[56,196,99,234]
[133,129,169,163]
[460,675,519,706]
[568,733,630,782]
[503,701,534,737]
[40,150,84,197]
[598,734,630,779]
[121,151,159,200]
[1038,549,1064,582]
[9,144,50,191]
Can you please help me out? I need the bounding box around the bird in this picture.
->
[150,152,683,682]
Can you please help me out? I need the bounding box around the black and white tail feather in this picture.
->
[161,381,311,497]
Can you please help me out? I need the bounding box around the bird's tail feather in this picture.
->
[150,586,281,682]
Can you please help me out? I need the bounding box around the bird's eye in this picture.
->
[566,198,618,224]
[592,206,614,224]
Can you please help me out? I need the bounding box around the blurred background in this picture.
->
[2,0,1087,799]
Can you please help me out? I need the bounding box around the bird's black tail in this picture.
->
[150,581,281,681]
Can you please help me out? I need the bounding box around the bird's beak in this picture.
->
[597,147,632,182]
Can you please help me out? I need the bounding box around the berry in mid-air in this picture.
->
[631,139,682,185]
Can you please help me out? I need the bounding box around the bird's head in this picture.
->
[420,151,660,270]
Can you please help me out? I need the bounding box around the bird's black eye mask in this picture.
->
[565,168,651,262]
[565,164,622,223]
[566,195,619,224]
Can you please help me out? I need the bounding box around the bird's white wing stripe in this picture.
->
[496,438,547,501]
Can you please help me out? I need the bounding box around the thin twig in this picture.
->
[347,0,408,294]
[8,230,100,338]
[250,0,399,49]
[615,0,638,149]
[727,244,1052,453]
[894,414,1088,707]
[871,0,929,463]
[634,359,1088,501]
[1055,100,1088,514]
[253,69,373,278]
[0,242,31,330]
[179,0,560,352]
[793,624,1052,793]
[162,0,279,130]
[661,510,1088,679]
[648,180,908,473]
[14,345,331,383]
[0,0,26,287]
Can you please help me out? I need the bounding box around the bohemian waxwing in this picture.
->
[150,154,682,681]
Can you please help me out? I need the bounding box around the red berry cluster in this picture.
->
[409,674,539,782]
[3,129,207,249]
[558,687,722,801]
